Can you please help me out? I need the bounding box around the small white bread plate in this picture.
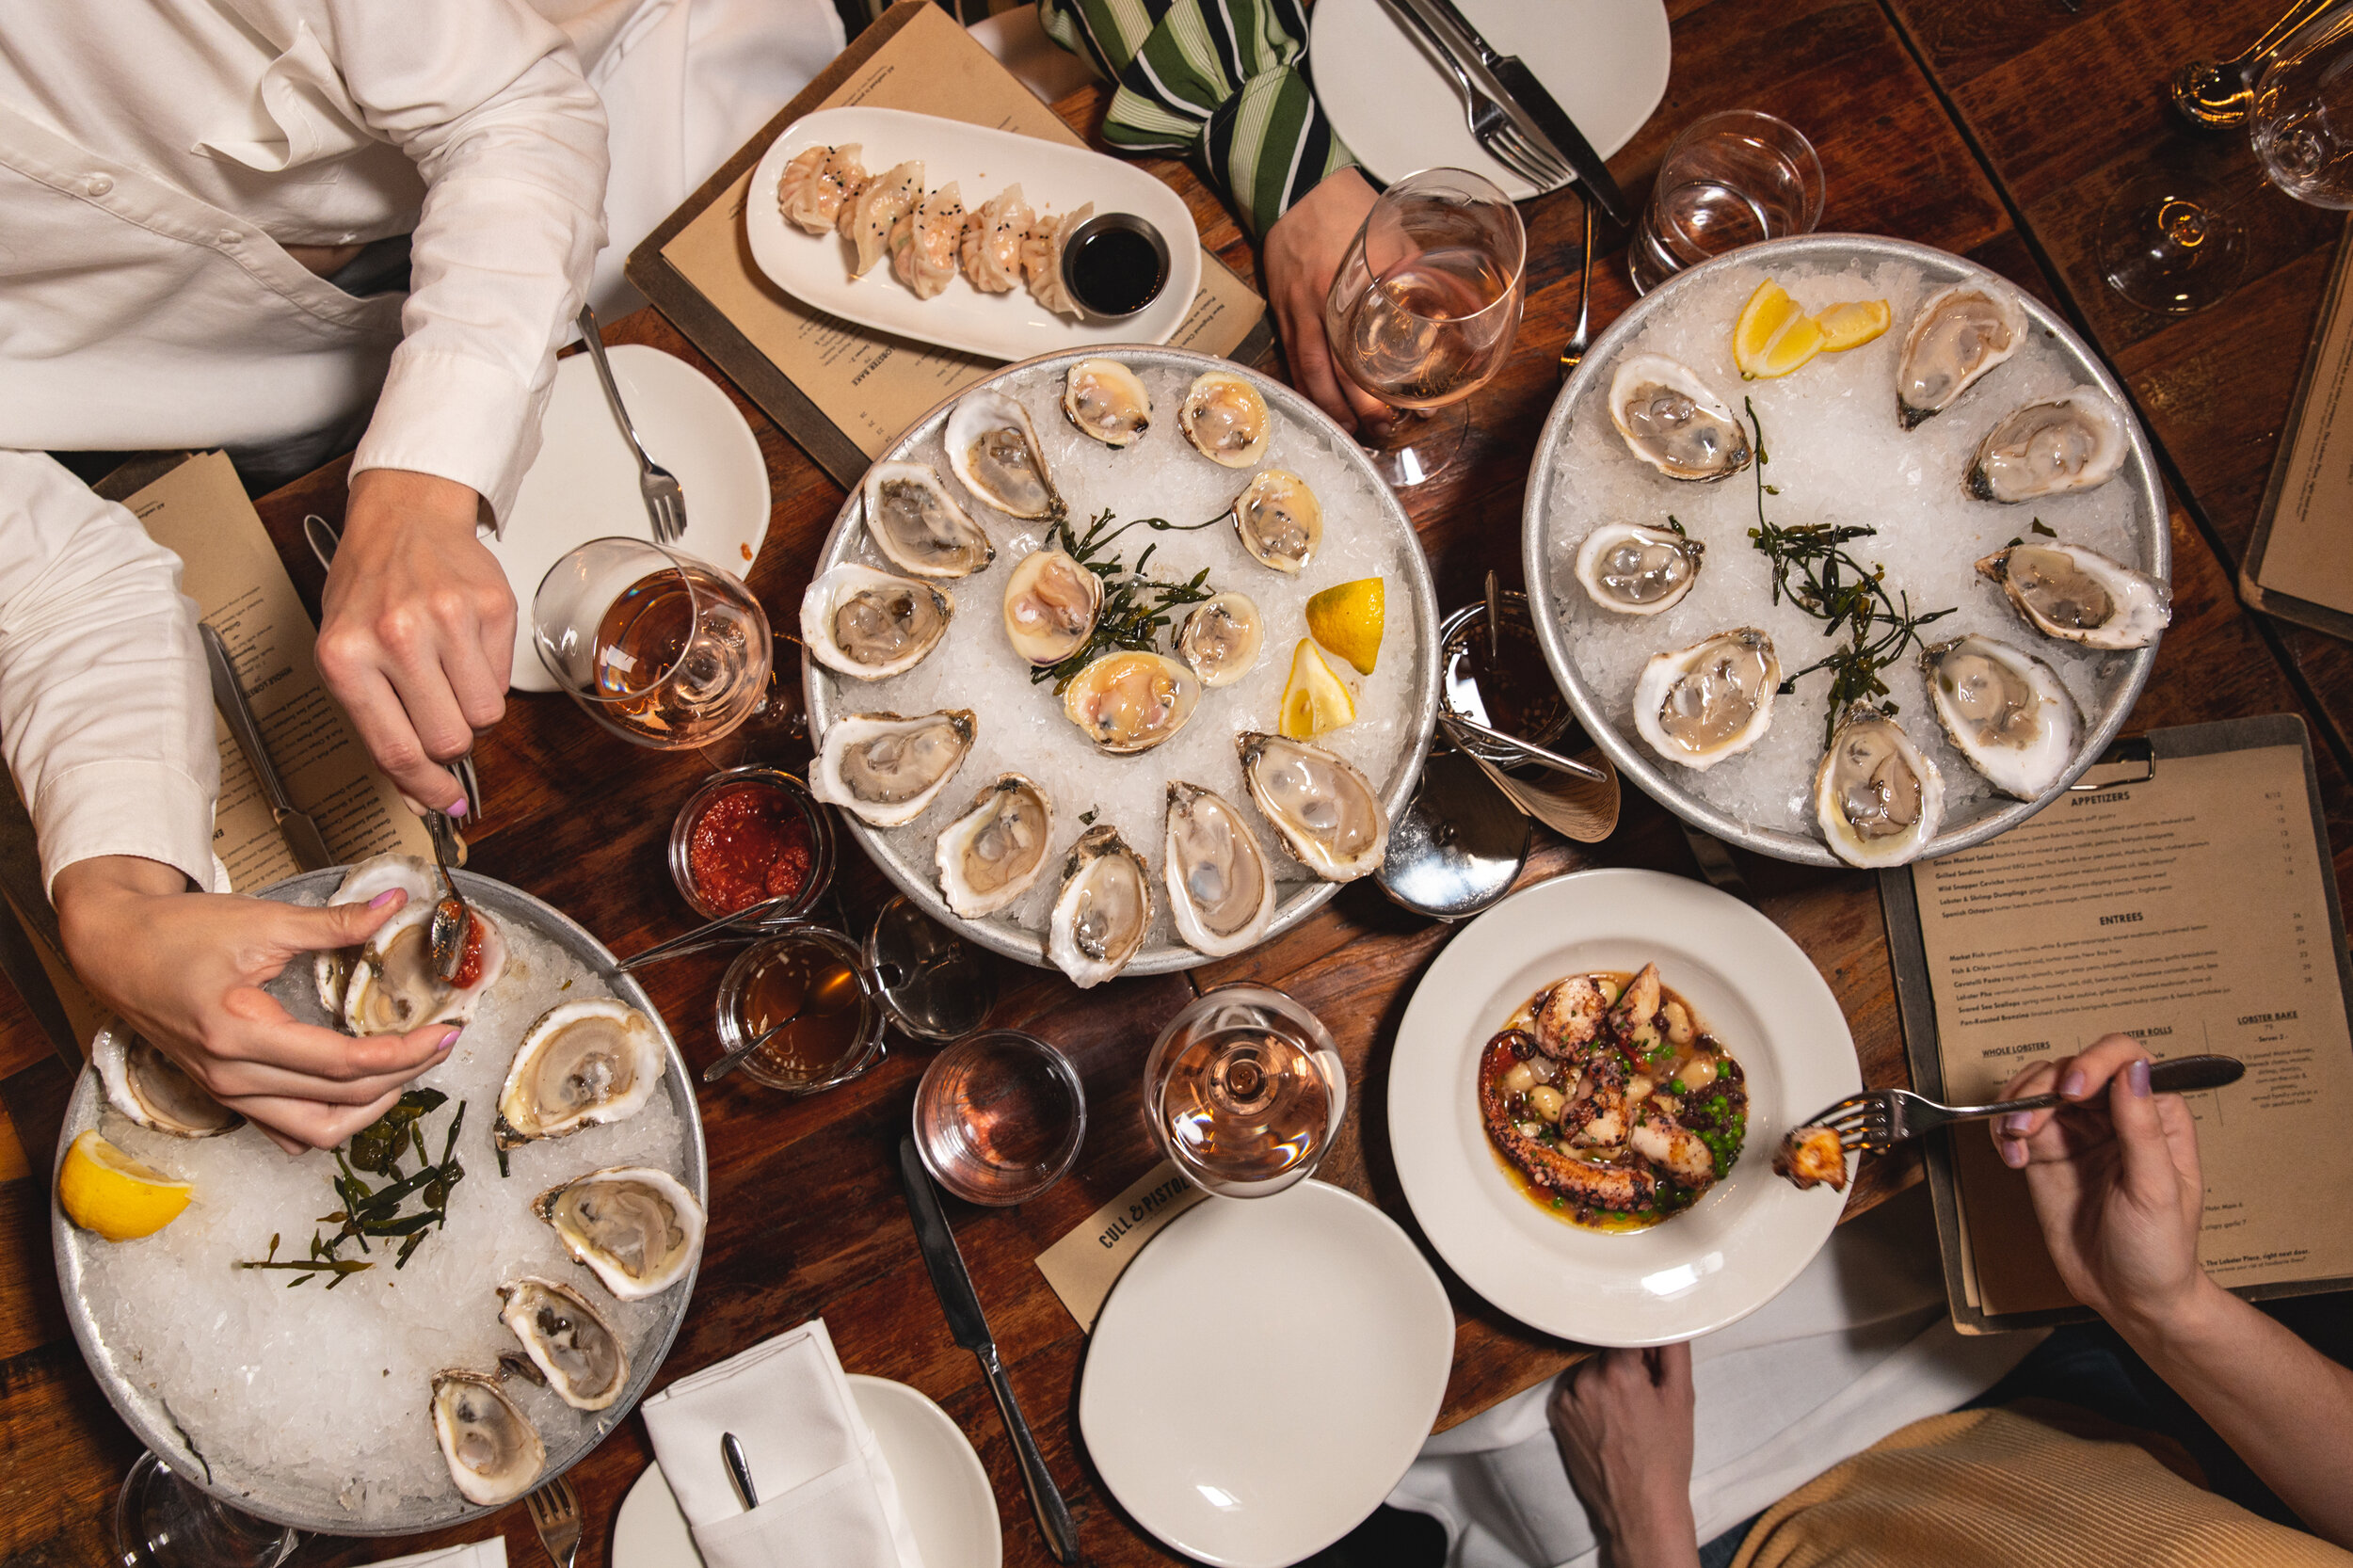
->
[1387,869,1860,1346]
[611,1375,1000,1568]
[745,106,1202,361]
[1310,0,1671,200]
[1080,1181,1454,1568]
[492,345,771,694]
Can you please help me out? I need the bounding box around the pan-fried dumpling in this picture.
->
[840,159,921,278]
[959,184,1034,295]
[1021,203,1093,318]
[777,143,867,235]
[890,182,966,301]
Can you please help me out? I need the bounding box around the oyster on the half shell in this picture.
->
[810,710,976,826]
[1814,704,1944,869]
[1061,649,1201,754]
[344,900,506,1036]
[1608,355,1752,481]
[430,1370,544,1506]
[1064,358,1151,447]
[1896,281,2025,428]
[313,853,439,1014]
[946,386,1061,519]
[862,460,996,578]
[1237,731,1390,883]
[935,774,1055,919]
[1163,782,1277,957]
[1574,522,1705,616]
[497,1277,629,1412]
[1977,541,2170,650]
[1965,389,2128,504]
[535,1166,705,1301]
[800,563,952,680]
[1048,824,1153,988]
[1632,628,1780,772]
[494,999,663,1150]
[1921,634,2083,800]
[1000,548,1102,666]
[1178,370,1271,468]
[91,1019,238,1138]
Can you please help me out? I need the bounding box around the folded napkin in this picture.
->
[639,1319,926,1568]
[368,1543,504,1568]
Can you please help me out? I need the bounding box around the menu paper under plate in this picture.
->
[2244,224,2353,640]
[1035,1160,1207,1331]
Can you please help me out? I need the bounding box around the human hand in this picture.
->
[54,856,458,1154]
[1992,1033,2212,1335]
[1548,1344,1701,1568]
[316,468,511,814]
[1261,167,1390,433]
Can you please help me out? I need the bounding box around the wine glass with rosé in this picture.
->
[1144,984,1346,1199]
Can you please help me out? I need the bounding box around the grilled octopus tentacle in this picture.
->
[1480,1033,1657,1212]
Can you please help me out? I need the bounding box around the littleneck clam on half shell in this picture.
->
[1896,281,2025,428]
[534,1165,706,1301]
[91,1019,238,1138]
[862,460,996,578]
[1813,704,1945,869]
[1608,354,1753,481]
[1227,470,1321,573]
[430,1369,544,1506]
[1163,782,1277,957]
[1238,731,1390,882]
[1061,649,1201,754]
[497,1277,629,1412]
[811,709,976,827]
[1000,548,1102,666]
[935,773,1055,918]
[947,386,1062,519]
[1178,370,1271,468]
[1921,634,2083,800]
[1048,824,1153,987]
[1977,541,2170,650]
[1965,389,2128,504]
[1574,522,1705,616]
[1633,628,1781,772]
[1064,358,1151,447]
[344,900,507,1036]
[799,563,952,680]
[494,999,663,1150]
[1176,592,1264,687]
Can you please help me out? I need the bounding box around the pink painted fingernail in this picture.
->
[2000,1112,2032,1136]
[448,798,470,820]
[439,1030,461,1053]
[1998,1137,2028,1169]
[2129,1059,2152,1097]
[2060,1068,2087,1098]
[368,888,401,909]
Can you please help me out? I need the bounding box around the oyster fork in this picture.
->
[576,303,686,543]
[1801,1054,2245,1154]
[1560,195,1596,380]
[525,1475,583,1568]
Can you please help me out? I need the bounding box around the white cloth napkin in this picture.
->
[638,1318,926,1568]
[368,1542,504,1568]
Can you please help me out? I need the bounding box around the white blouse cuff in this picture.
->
[350,346,546,525]
[38,759,218,901]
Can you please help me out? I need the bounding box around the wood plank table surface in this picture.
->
[2,1,2349,1564]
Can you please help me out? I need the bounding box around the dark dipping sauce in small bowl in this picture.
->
[1068,226,1166,316]
[1444,616,1568,743]
[718,927,881,1093]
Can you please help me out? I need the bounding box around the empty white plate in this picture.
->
[1080,1181,1454,1568]
[492,344,771,695]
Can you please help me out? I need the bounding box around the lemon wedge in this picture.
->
[58,1129,191,1242]
[1278,639,1356,739]
[1304,577,1386,675]
[1732,279,1824,379]
[1813,298,1893,353]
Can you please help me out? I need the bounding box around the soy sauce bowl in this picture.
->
[1058,212,1173,324]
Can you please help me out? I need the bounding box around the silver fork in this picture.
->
[1800,1054,2245,1154]
[525,1475,583,1568]
[576,303,686,543]
[1380,0,1569,190]
[1560,195,1596,380]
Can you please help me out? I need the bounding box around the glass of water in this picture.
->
[1144,984,1346,1199]
[913,1030,1086,1205]
[1628,111,1825,295]
[116,1452,302,1568]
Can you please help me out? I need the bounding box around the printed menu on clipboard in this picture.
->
[1881,716,2353,1331]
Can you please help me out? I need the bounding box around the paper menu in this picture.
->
[2244,224,2353,633]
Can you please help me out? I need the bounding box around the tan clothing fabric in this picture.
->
[1734,1406,2352,1568]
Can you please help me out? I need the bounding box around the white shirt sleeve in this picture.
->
[0,454,218,899]
[336,0,613,523]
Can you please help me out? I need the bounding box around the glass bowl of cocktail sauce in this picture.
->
[1438,591,1574,767]
[714,926,885,1094]
[668,766,835,926]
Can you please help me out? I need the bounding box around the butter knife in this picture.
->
[200,625,334,872]
[897,1136,1079,1563]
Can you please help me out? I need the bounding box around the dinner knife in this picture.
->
[897,1135,1080,1564]
[1401,0,1634,227]
[200,624,334,872]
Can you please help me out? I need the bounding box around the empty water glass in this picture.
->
[1629,111,1825,295]
[116,1452,302,1568]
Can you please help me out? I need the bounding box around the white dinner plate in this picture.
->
[1310,0,1672,200]
[1386,868,1859,1346]
[611,1375,1001,1568]
[493,344,771,695]
[1079,1181,1454,1568]
[744,106,1203,361]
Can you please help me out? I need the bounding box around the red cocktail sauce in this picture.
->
[452,910,488,990]
[688,784,814,914]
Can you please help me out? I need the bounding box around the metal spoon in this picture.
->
[617,897,808,972]
[424,810,472,982]
[1440,712,1609,782]
[703,1017,792,1084]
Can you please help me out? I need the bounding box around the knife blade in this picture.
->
[200,624,334,872]
[1405,0,1634,227]
[898,1136,1080,1563]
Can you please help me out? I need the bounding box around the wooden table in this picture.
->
[3,0,2348,1562]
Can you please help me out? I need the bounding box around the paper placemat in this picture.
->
[1034,1161,1207,1331]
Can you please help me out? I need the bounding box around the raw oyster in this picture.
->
[1238,731,1390,882]
[494,999,663,1150]
[1000,549,1102,665]
[1064,358,1151,446]
[91,1019,238,1138]
[1608,355,1752,481]
[497,1277,628,1412]
[1977,541,2169,649]
[344,899,506,1036]
[1061,649,1201,754]
[1226,470,1321,573]
[1163,782,1277,957]
[811,710,976,827]
[1896,281,2025,428]
[1921,634,2083,800]
[313,853,439,1013]
[1179,370,1271,468]
[1632,628,1780,772]
[1574,522,1704,616]
[1176,592,1265,687]
[1048,824,1153,987]
[1814,704,1944,869]
[946,386,1060,519]
[862,461,995,578]
[800,564,952,680]
[935,774,1055,918]
[1965,389,2128,503]
[535,1166,705,1301]
[429,1369,544,1506]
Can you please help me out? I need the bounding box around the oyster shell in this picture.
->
[1608,355,1752,481]
[1921,634,2083,800]
[800,564,952,680]
[1227,470,1321,573]
[1238,731,1390,882]
[811,710,976,826]
[1000,549,1102,665]
[1048,824,1153,987]
[430,1369,544,1506]
[1632,628,1780,772]
[1574,522,1705,616]
[494,999,662,1151]
[935,773,1055,918]
[1977,542,2170,649]
[91,1019,238,1138]
[946,387,1060,519]
[1896,281,2025,428]
[344,900,506,1036]
[1965,389,2128,503]
[1064,358,1151,447]
[862,460,995,579]
[314,853,439,1014]
[1814,704,1944,869]
[497,1277,628,1412]
[535,1166,705,1301]
[1179,370,1271,468]
[1163,782,1277,956]
[1061,649,1201,754]
[1176,592,1264,687]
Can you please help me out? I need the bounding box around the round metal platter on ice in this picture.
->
[803,345,1442,975]
[51,869,709,1535]
[1522,234,2168,867]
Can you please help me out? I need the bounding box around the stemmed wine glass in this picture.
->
[1322,168,1527,488]
[2100,0,2353,313]
[1143,984,1346,1199]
